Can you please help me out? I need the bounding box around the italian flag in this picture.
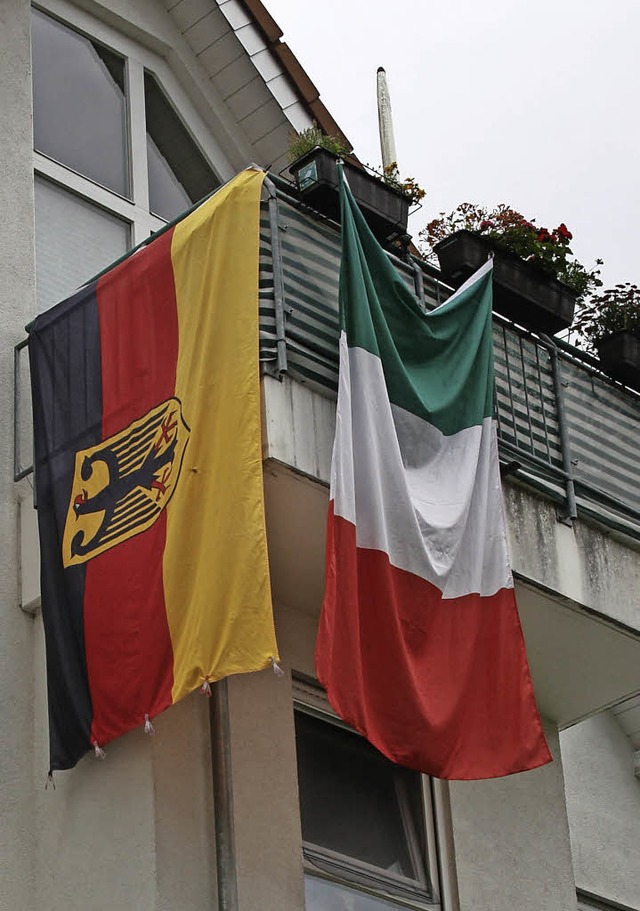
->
[315,172,552,779]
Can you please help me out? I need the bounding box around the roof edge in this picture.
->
[236,0,354,153]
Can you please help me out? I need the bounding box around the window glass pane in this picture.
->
[146,138,191,224]
[295,711,425,881]
[305,875,414,911]
[577,898,619,911]
[32,9,129,196]
[35,177,130,312]
[145,71,220,221]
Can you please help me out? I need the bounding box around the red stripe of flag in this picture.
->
[317,507,551,779]
[84,230,179,748]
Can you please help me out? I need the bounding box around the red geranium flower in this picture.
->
[556,223,573,241]
[537,228,552,243]
[479,220,494,231]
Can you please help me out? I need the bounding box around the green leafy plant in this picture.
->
[419,202,602,302]
[382,162,426,207]
[288,125,347,163]
[288,127,426,207]
[573,283,640,354]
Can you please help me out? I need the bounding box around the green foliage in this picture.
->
[419,202,602,303]
[382,162,426,207]
[288,127,426,207]
[288,125,347,163]
[573,283,640,354]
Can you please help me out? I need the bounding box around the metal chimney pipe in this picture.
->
[377,66,398,170]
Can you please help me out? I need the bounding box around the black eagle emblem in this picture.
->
[63,398,189,566]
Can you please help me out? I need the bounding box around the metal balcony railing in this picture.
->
[15,174,640,541]
[258,178,640,541]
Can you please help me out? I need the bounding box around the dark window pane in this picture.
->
[32,9,129,196]
[145,71,220,221]
[295,711,425,882]
[147,138,191,223]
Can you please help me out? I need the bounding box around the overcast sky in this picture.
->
[266,0,639,290]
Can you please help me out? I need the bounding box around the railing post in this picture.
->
[540,333,578,524]
[412,260,426,311]
[263,177,288,379]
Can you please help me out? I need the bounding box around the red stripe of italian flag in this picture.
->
[315,174,551,780]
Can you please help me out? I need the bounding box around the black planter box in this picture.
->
[596,331,640,390]
[289,148,409,242]
[434,230,576,335]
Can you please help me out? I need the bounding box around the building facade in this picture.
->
[1,1,639,909]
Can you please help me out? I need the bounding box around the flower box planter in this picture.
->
[595,331,640,390]
[434,230,576,335]
[289,147,410,242]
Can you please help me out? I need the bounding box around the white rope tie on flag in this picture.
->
[200,675,212,697]
[93,741,106,760]
[144,714,155,735]
[270,656,284,677]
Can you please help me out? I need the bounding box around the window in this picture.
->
[34,177,130,311]
[32,7,130,197]
[294,692,439,910]
[31,5,222,312]
[144,72,219,222]
[577,892,636,911]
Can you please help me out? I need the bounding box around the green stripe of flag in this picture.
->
[338,168,495,437]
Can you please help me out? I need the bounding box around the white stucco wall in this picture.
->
[449,724,578,911]
[504,483,640,633]
[0,1,37,909]
[561,713,640,909]
[226,663,306,911]
[32,615,217,911]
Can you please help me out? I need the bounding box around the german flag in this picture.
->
[29,170,279,772]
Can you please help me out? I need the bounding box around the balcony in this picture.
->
[258,178,640,537]
[15,174,640,729]
[256,176,640,728]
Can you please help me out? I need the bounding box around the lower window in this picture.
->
[294,699,438,910]
[577,891,636,911]
[305,875,427,910]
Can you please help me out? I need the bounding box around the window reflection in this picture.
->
[32,9,129,196]
[146,134,191,224]
[145,71,220,221]
[295,711,426,882]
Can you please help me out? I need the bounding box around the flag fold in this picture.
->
[315,170,551,780]
[29,169,279,771]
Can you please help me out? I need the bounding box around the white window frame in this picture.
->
[32,0,234,247]
[293,676,446,911]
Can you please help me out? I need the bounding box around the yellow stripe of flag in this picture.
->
[164,169,278,703]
